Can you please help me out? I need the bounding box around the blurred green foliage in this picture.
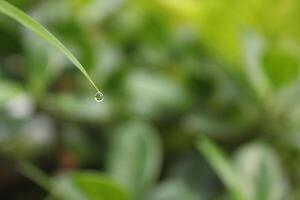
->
[1,0,300,199]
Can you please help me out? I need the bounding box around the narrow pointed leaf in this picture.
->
[196,137,246,200]
[0,0,100,92]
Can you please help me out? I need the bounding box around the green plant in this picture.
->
[1,0,299,199]
[19,161,129,200]
[197,137,287,200]
[196,137,246,200]
[0,0,101,96]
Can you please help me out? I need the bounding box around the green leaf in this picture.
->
[196,137,246,200]
[18,161,52,192]
[255,160,269,200]
[52,172,129,200]
[148,179,201,200]
[262,46,299,89]
[107,121,162,200]
[44,94,112,122]
[71,172,129,200]
[242,32,272,99]
[233,143,288,200]
[0,0,100,93]
[19,162,129,200]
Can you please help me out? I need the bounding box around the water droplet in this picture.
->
[94,91,104,102]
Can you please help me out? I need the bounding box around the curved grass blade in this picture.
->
[0,0,100,92]
[18,161,52,192]
[196,137,246,200]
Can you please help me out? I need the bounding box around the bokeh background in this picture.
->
[1,0,300,199]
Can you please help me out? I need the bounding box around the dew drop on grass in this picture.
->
[94,91,104,102]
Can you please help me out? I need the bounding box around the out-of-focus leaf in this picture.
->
[44,94,113,122]
[262,45,299,89]
[242,32,272,99]
[51,173,86,200]
[125,70,187,117]
[61,125,95,164]
[78,0,125,26]
[255,159,269,200]
[147,179,201,200]
[18,161,52,191]
[182,114,243,138]
[5,93,34,119]
[0,115,54,158]
[0,80,22,107]
[269,81,300,117]
[196,137,246,200]
[71,172,129,200]
[52,171,129,200]
[158,0,300,64]
[166,151,218,200]
[233,143,288,200]
[107,121,162,200]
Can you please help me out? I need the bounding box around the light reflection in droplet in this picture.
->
[94,91,104,102]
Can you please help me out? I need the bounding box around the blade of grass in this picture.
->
[18,161,81,200]
[196,137,246,200]
[18,161,52,191]
[0,0,100,93]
